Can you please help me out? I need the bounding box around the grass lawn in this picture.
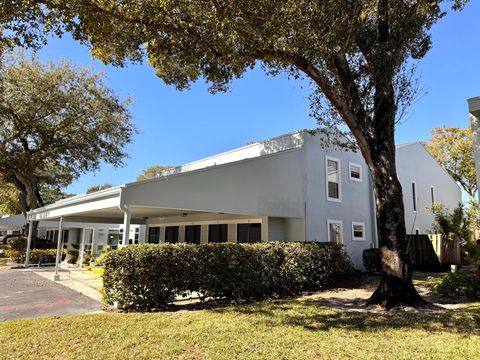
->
[1,275,479,359]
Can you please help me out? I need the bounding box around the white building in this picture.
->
[25,130,461,269]
[0,214,145,263]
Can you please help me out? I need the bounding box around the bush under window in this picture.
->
[102,242,352,310]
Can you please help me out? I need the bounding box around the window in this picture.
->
[208,224,228,243]
[237,223,261,243]
[185,225,201,244]
[327,220,343,244]
[412,181,417,212]
[108,230,122,246]
[349,162,362,182]
[326,156,341,201]
[165,226,179,244]
[352,222,366,241]
[147,227,159,243]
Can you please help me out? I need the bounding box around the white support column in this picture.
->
[24,220,34,268]
[89,229,96,266]
[53,217,64,281]
[261,216,269,242]
[121,206,131,246]
[78,228,86,267]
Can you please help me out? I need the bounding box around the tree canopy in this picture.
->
[0,52,135,216]
[0,0,470,307]
[427,126,477,202]
[137,165,175,181]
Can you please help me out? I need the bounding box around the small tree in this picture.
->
[432,204,478,265]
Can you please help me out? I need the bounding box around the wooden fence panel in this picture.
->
[428,234,461,266]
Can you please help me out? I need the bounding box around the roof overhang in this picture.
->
[26,185,231,225]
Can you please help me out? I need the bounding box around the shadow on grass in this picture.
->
[215,297,480,335]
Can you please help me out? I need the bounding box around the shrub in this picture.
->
[7,237,27,260]
[429,270,480,299]
[29,249,59,264]
[5,249,21,262]
[102,242,352,310]
[66,248,79,264]
[6,248,61,264]
[363,248,380,273]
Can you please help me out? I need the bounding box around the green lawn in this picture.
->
[1,284,479,360]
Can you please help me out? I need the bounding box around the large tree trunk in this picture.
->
[364,128,425,309]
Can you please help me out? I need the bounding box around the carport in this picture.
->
[25,152,307,280]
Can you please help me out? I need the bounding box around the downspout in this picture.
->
[118,186,131,246]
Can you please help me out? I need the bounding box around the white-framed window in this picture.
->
[351,222,366,241]
[411,181,417,212]
[327,219,343,244]
[348,162,362,182]
[326,156,341,202]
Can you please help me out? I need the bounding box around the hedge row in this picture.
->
[6,248,62,264]
[102,242,352,310]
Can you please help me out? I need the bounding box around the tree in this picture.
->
[426,127,477,202]
[86,184,113,194]
[0,52,135,225]
[0,181,72,216]
[0,183,22,215]
[2,1,469,308]
[137,166,174,181]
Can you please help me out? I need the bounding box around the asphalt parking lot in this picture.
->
[0,268,101,322]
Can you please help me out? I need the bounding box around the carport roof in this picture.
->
[26,184,215,224]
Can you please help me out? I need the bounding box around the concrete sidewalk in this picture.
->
[33,268,103,302]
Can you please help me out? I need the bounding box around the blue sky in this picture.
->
[38,3,480,195]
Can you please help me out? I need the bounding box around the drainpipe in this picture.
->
[53,216,64,281]
[118,187,131,246]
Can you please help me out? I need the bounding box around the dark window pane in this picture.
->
[208,224,228,243]
[350,165,361,179]
[412,182,417,211]
[237,223,261,243]
[148,227,160,244]
[165,226,179,244]
[185,225,201,244]
[328,182,339,199]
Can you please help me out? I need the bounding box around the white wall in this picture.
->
[396,143,462,234]
[125,148,306,218]
[304,134,375,269]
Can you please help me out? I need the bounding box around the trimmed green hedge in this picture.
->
[6,248,63,264]
[102,242,352,310]
[29,249,59,264]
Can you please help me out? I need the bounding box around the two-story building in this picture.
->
[25,130,461,269]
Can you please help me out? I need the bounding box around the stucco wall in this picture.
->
[125,149,306,218]
[304,134,376,269]
[396,143,461,234]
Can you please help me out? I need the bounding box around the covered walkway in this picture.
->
[26,156,306,280]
